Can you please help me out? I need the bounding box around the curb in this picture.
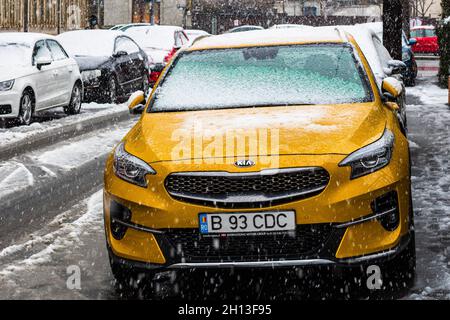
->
[0,109,131,161]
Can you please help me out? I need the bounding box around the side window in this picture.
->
[115,37,140,54]
[32,40,52,65]
[373,37,392,68]
[47,40,68,61]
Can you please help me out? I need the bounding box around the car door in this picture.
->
[31,40,56,110]
[46,39,73,106]
[114,36,144,94]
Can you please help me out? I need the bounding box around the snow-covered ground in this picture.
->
[0,102,127,147]
[0,121,133,200]
[406,77,450,300]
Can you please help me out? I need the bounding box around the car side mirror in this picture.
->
[127,91,146,115]
[36,56,52,70]
[409,38,417,46]
[388,59,407,75]
[113,50,128,58]
[382,77,403,101]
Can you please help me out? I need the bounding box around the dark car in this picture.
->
[57,30,150,103]
[402,31,418,86]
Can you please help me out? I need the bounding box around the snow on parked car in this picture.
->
[126,25,189,87]
[185,29,210,45]
[0,33,83,126]
[57,30,150,104]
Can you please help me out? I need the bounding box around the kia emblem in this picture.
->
[235,160,255,168]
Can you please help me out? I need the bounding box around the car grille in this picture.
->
[165,167,330,208]
[162,224,334,262]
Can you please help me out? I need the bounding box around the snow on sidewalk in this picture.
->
[0,102,127,147]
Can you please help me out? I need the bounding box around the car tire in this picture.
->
[64,83,82,115]
[109,254,155,292]
[18,90,34,126]
[108,76,118,104]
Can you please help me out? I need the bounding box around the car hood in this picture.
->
[0,65,34,82]
[124,103,387,164]
[74,56,109,71]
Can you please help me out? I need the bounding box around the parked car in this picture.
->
[320,24,409,130]
[105,29,415,289]
[0,33,82,125]
[410,26,439,55]
[185,29,210,45]
[226,25,264,33]
[359,22,418,87]
[269,24,312,30]
[57,30,150,103]
[126,26,189,87]
[117,23,152,32]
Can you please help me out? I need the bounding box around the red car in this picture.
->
[410,26,439,55]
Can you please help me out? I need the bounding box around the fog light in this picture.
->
[110,200,132,240]
[371,191,399,231]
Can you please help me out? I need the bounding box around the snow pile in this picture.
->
[0,162,34,198]
[444,16,450,25]
[0,102,127,147]
[0,190,103,277]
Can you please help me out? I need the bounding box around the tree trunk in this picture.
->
[383,0,403,60]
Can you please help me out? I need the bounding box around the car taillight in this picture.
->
[149,71,161,85]
[164,48,177,63]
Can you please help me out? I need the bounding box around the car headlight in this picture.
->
[113,142,156,187]
[81,70,102,83]
[0,80,14,91]
[402,51,410,62]
[339,129,395,179]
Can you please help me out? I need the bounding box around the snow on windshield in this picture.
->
[0,43,31,66]
[151,44,372,112]
[127,28,175,50]
[57,32,114,57]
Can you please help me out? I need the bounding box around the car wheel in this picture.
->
[109,255,155,292]
[64,83,82,115]
[18,90,33,126]
[108,77,118,104]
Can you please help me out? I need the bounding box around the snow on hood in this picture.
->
[124,103,387,164]
[0,65,35,82]
[74,56,110,71]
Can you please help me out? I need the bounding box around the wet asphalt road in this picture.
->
[0,72,449,300]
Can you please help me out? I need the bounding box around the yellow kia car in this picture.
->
[104,29,415,288]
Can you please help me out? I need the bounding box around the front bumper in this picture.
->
[107,231,413,271]
[0,90,21,118]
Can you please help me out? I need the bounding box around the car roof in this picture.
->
[58,29,123,40]
[0,32,55,45]
[125,25,184,34]
[189,28,345,51]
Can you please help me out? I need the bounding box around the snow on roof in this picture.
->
[189,28,345,50]
[0,32,54,45]
[57,30,121,56]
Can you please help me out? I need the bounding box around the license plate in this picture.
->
[199,211,296,235]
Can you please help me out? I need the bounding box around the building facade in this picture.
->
[0,0,96,34]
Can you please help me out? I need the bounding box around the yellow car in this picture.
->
[103,29,415,289]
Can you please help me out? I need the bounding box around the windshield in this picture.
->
[0,43,30,66]
[150,44,373,112]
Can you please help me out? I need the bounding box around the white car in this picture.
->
[0,33,82,125]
